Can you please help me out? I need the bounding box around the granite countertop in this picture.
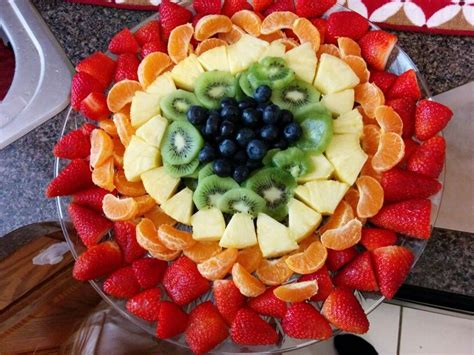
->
[0,1,473,297]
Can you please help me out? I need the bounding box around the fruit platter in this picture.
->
[46,0,453,353]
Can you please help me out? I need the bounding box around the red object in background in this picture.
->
[0,41,15,101]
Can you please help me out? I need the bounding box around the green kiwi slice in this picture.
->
[262,148,281,166]
[271,79,321,114]
[248,57,295,89]
[198,162,214,181]
[160,90,200,121]
[164,158,200,178]
[272,147,313,179]
[193,174,239,210]
[217,187,266,217]
[161,121,204,165]
[296,116,333,154]
[294,102,331,123]
[239,71,254,97]
[195,71,237,109]
[235,73,246,101]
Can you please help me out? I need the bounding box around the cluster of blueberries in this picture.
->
[187,85,303,182]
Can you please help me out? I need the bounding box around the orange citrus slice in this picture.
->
[90,129,114,168]
[357,106,373,125]
[197,248,238,281]
[113,169,146,197]
[236,245,263,273]
[273,280,318,302]
[255,257,293,286]
[194,14,233,41]
[356,176,384,218]
[261,11,299,35]
[296,234,317,253]
[157,224,196,250]
[338,37,361,57]
[92,156,115,191]
[99,119,118,137]
[343,55,370,83]
[195,38,227,55]
[136,218,181,261]
[231,262,266,297]
[107,80,142,113]
[274,37,299,51]
[168,24,194,64]
[218,24,245,44]
[112,113,135,148]
[112,137,125,168]
[134,194,156,216]
[231,10,262,36]
[138,52,172,88]
[102,193,138,221]
[354,82,385,118]
[361,124,381,155]
[285,240,327,275]
[374,105,403,135]
[317,44,340,59]
[292,17,320,51]
[360,155,382,182]
[149,248,181,261]
[319,200,354,234]
[321,218,362,251]
[344,187,360,214]
[372,132,405,172]
[258,30,285,42]
[183,241,222,263]
[143,206,177,228]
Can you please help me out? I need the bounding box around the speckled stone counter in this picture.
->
[0,1,473,297]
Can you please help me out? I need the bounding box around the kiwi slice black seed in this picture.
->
[294,102,331,123]
[296,116,333,154]
[164,158,200,178]
[239,71,254,97]
[161,121,204,165]
[160,90,200,121]
[193,174,239,210]
[198,162,214,181]
[217,187,266,216]
[248,57,295,89]
[195,71,237,109]
[262,148,281,166]
[272,147,313,178]
[271,79,321,114]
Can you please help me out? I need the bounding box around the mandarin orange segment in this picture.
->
[113,169,146,197]
[274,37,299,51]
[118,103,131,117]
[90,129,114,168]
[292,18,320,51]
[343,55,370,83]
[218,24,245,44]
[319,200,354,234]
[354,82,385,118]
[374,105,403,135]
[273,280,318,302]
[356,176,384,218]
[231,262,266,297]
[258,30,285,42]
[361,124,381,155]
[320,218,362,251]
[317,44,340,59]
[285,240,327,275]
[149,248,182,261]
[357,106,374,125]
[92,156,115,191]
[138,52,173,87]
[195,38,227,55]
[136,217,162,250]
[168,24,194,64]
[144,206,177,228]
[261,11,299,35]
[197,248,238,281]
[102,193,138,221]
[338,37,362,57]
[157,224,196,250]
[112,137,125,168]
[112,113,135,148]
[344,187,360,214]
[296,234,317,253]
[360,155,382,182]
[231,10,262,36]
[236,245,263,273]
[183,241,222,263]
[255,257,293,286]
[194,14,233,41]
[134,194,156,216]
[372,132,405,172]
[99,119,118,136]
[107,80,142,113]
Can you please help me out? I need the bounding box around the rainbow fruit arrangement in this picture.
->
[45,0,453,353]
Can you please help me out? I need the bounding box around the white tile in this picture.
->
[400,307,474,354]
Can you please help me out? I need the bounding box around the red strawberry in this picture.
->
[213,280,246,325]
[253,0,273,13]
[163,256,210,305]
[113,221,147,264]
[282,303,333,340]
[322,288,369,334]
[72,241,123,281]
[194,0,221,15]
[399,137,420,166]
[230,308,279,345]
[360,227,397,251]
[407,135,446,178]
[141,41,167,58]
[134,20,161,46]
[72,187,109,212]
[185,301,229,353]
[415,99,453,141]
[386,97,417,137]
[103,266,141,299]
[159,0,193,40]
[221,0,252,17]
[295,0,336,18]
[70,72,104,110]
[299,265,334,302]
[45,159,92,198]
[381,168,442,202]
[114,53,140,82]
[80,92,110,121]
[132,257,167,289]
[248,286,287,318]
[372,245,414,299]
[108,28,139,55]
[156,301,188,339]
[327,11,369,43]
[370,70,397,95]
[264,0,295,15]
[371,198,432,239]
[76,51,116,88]
[387,69,421,100]
[334,252,379,291]
[359,30,397,71]
[126,288,161,321]
[326,247,358,272]
[68,203,112,247]
[81,123,96,136]
[311,18,328,44]
[53,128,91,159]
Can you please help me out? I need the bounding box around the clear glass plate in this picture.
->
[55,5,445,354]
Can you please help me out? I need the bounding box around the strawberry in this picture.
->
[334,252,379,291]
[415,99,453,141]
[76,51,116,88]
[221,0,252,17]
[80,92,110,121]
[68,203,112,248]
[194,0,221,15]
[311,18,328,44]
[103,266,141,299]
[113,221,147,264]
[45,159,92,198]
[327,11,369,43]
[407,135,446,178]
[81,123,96,136]
[282,303,332,340]
[126,288,161,321]
[359,30,397,71]
[322,288,369,334]
[295,0,336,18]
[253,0,273,13]
[248,286,287,318]
[141,41,167,58]
[399,137,420,166]
[230,308,279,345]
[264,0,295,15]
[387,69,421,100]
[72,187,109,212]
[360,227,397,251]
[53,128,91,159]
[72,241,123,281]
[114,53,140,82]
[370,70,397,95]
[132,257,167,289]
[185,301,229,353]
[372,245,414,299]
[156,301,188,339]
[163,256,210,305]
[386,97,417,137]
[381,168,442,202]
[213,280,246,325]
[108,28,139,55]
[159,0,193,40]
[134,20,161,46]
[371,198,432,239]
[299,265,334,302]
[70,72,104,110]
[326,247,358,272]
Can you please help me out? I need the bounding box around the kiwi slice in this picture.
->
[271,79,321,114]
[164,158,200,178]
[195,71,237,109]
[193,174,239,210]
[161,121,204,165]
[198,162,214,181]
[294,102,331,123]
[218,187,266,217]
[262,148,281,166]
[248,57,295,89]
[296,116,333,154]
[272,147,313,178]
[239,71,254,97]
[235,73,246,101]
[244,167,296,221]
[160,90,200,121]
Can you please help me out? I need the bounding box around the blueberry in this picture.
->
[279,109,293,126]
[283,122,303,142]
[246,159,263,170]
[198,144,216,163]
[220,120,236,137]
[209,109,221,117]
[242,108,260,127]
[220,105,240,123]
[256,103,269,114]
[204,115,220,136]
[218,139,238,158]
[273,138,288,150]
[238,97,257,110]
[213,159,232,177]
[221,97,237,108]
[262,104,281,125]
[235,128,256,147]
[187,105,208,125]
[259,124,279,142]
[254,85,272,103]
[233,165,250,183]
[233,150,247,164]
[246,139,267,160]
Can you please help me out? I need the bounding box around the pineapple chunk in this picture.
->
[314,54,360,94]
[191,207,226,241]
[295,180,349,215]
[123,135,161,182]
[171,54,205,91]
[288,198,322,242]
[284,43,318,84]
[256,213,298,258]
[321,89,355,116]
[220,213,257,248]
[297,154,334,183]
[135,115,168,148]
[130,91,161,128]
[161,187,193,225]
[259,40,286,61]
[227,34,269,74]
[141,166,180,204]
[333,109,364,137]
[146,72,176,97]
[325,134,368,185]
[198,45,230,72]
